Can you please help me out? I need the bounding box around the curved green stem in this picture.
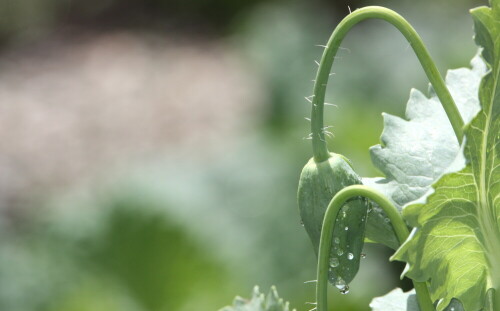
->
[311,6,464,162]
[316,185,434,311]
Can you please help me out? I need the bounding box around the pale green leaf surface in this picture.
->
[219,286,296,311]
[392,2,500,310]
[362,53,487,249]
[370,288,466,311]
[369,288,419,311]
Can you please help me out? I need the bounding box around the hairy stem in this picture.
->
[311,6,464,162]
[316,185,434,311]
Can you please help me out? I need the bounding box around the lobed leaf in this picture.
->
[392,1,500,310]
[363,50,487,249]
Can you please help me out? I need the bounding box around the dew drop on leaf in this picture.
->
[335,278,349,294]
[347,253,354,260]
[335,277,346,290]
[340,286,350,295]
[329,257,339,267]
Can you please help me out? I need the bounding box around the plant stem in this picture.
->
[316,185,434,311]
[311,6,464,163]
[495,289,500,311]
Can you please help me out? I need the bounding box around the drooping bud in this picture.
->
[298,153,369,286]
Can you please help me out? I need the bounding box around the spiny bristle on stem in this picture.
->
[303,133,313,140]
[323,131,334,138]
[324,102,337,107]
[315,44,351,54]
[322,126,334,138]
[339,47,351,53]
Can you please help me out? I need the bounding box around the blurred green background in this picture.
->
[0,0,486,310]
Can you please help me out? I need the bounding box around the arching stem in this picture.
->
[316,185,434,311]
[311,6,464,162]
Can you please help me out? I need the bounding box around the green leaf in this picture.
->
[369,288,419,311]
[362,53,487,249]
[392,2,500,310]
[370,288,466,311]
[219,286,296,311]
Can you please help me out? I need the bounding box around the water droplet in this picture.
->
[335,278,349,294]
[329,258,339,267]
[347,253,354,260]
[335,277,346,290]
[344,226,348,231]
[337,248,344,256]
[334,237,340,244]
[361,253,366,259]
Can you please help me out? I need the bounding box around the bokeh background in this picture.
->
[0,0,486,310]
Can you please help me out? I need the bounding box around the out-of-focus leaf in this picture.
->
[48,279,144,311]
[87,204,230,311]
[219,286,295,311]
[392,2,500,310]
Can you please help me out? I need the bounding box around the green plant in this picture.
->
[220,0,499,310]
[221,287,295,311]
